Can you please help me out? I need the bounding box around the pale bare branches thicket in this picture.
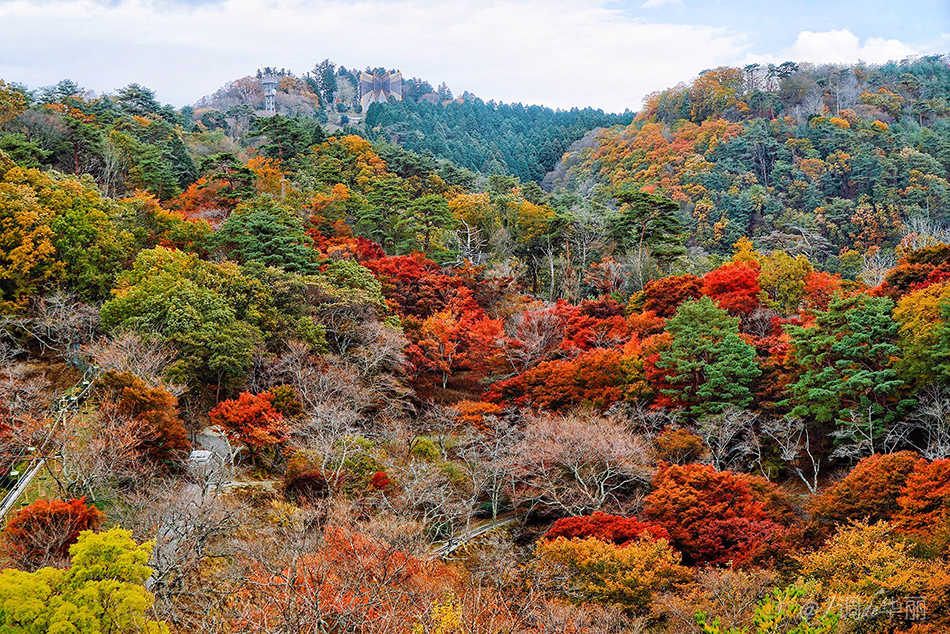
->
[51,398,151,501]
[510,412,653,516]
[760,416,822,492]
[85,330,184,395]
[0,293,100,361]
[696,407,760,472]
[657,568,778,634]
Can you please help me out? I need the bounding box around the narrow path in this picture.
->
[432,516,518,557]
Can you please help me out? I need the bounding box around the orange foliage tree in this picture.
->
[209,391,288,457]
[1,497,103,570]
[810,451,924,527]
[234,526,458,633]
[101,371,190,467]
[642,463,793,566]
[485,348,629,411]
[895,458,950,539]
[641,274,704,318]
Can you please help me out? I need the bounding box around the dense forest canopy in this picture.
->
[1,54,950,634]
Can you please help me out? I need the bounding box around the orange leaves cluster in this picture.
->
[209,391,287,452]
[810,451,924,526]
[1,497,104,570]
[101,371,190,466]
[580,118,743,203]
[486,348,629,411]
[238,527,457,633]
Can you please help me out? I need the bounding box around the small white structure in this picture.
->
[262,73,278,113]
[188,449,215,465]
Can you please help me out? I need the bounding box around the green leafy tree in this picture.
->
[393,194,454,257]
[656,296,761,417]
[100,247,265,396]
[610,189,686,271]
[784,294,911,427]
[213,196,318,274]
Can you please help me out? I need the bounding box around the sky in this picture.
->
[0,0,947,113]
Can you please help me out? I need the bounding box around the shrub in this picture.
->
[810,452,924,526]
[1,497,104,570]
[543,511,669,545]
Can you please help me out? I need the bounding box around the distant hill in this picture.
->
[546,55,950,267]
[194,61,633,183]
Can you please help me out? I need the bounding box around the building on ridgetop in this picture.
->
[359,70,402,111]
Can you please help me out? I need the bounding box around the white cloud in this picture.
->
[640,0,682,8]
[0,0,746,112]
[747,28,920,66]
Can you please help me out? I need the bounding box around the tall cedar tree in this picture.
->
[610,190,686,270]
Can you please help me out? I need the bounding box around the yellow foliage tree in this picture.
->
[795,521,950,632]
[0,169,60,311]
[533,536,689,614]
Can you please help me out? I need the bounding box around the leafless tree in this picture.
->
[829,405,907,462]
[697,408,759,472]
[450,218,490,265]
[0,293,100,363]
[889,386,950,460]
[525,599,641,634]
[85,330,184,394]
[457,419,523,520]
[51,400,150,502]
[112,475,239,627]
[501,304,566,374]
[657,567,778,634]
[510,412,653,515]
[801,84,826,116]
[609,401,677,439]
[349,322,408,380]
[900,214,950,251]
[382,458,473,544]
[760,417,822,493]
[859,247,897,287]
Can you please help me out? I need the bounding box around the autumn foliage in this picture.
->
[810,451,924,526]
[236,526,457,633]
[209,391,288,453]
[643,463,793,566]
[543,511,669,545]
[101,371,190,466]
[1,497,104,570]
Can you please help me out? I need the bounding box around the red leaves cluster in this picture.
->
[210,391,287,452]
[643,463,793,566]
[543,511,669,545]
[883,244,950,297]
[642,274,703,318]
[1,497,103,570]
[701,262,761,315]
[364,254,481,319]
[560,298,630,353]
[486,348,627,411]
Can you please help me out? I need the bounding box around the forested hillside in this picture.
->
[1,56,950,634]
[548,57,950,275]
